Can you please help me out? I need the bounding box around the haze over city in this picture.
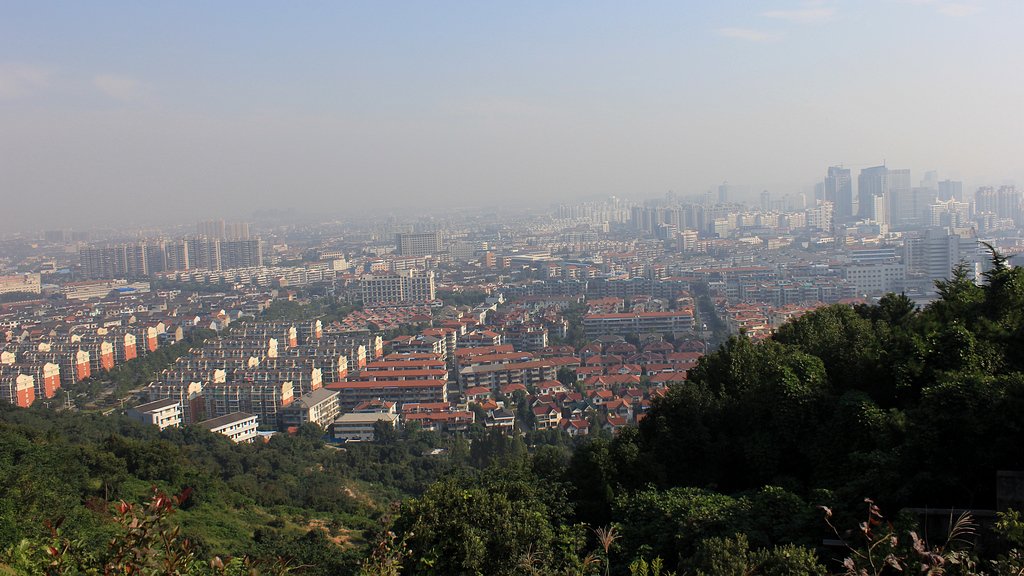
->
[2,1,1022,231]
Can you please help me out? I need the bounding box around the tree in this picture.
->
[558,367,577,387]
[393,463,585,576]
[404,420,422,443]
[372,420,397,445]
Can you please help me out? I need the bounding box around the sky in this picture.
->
[1,1,1022,231]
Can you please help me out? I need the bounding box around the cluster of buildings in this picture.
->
[4,181,1024,435]
[1,323,159,408]
[79,237,263,280]
[0,280,316,408]
[140,319,382,439]
[118,281,709,443]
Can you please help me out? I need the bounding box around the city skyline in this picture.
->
[2,1,1022,231]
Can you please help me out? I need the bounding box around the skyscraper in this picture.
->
[858,166,887,220]
[718,183,731,204]
[825,166,853,219]
[938,180,963,202]
[887,169,911,193]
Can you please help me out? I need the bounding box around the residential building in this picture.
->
[396,232,442,256]
[279,388,341,430]
[199,412,259,443]
[332,411,400,442]
[0,373,34,408]
[126,398,182,430]
[325,379,446,408]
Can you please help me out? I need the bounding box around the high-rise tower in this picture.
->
[825,166,853,218]
[858,166,887,220]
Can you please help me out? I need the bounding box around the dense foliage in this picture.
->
[0,404,455,574]
[634,256,1024,515]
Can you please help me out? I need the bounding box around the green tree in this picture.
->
[372,419,397,445]
[393,462,584,576]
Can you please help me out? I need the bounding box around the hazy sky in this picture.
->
[2,1,1022,231]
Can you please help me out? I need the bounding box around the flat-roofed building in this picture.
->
[582,310,695,337]
[396,232,441,256]
[127,398,182,430]
[200,412,259,443]
[0,273,41,295]
[145,381,205,424]
[360,269,436,304]
[458,359,558,391]
[332,411,400,442]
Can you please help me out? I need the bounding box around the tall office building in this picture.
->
[884,169,911,227]
[396,232,442,256]
[760,190,771,211]
[825,166,853,219]
[718,183,732,204]
[938,180,963,202]
[887,169,911,194]
[889,187,935,227]
[921,170,938,191]
[858,166,887,219]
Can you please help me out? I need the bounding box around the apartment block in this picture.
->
[127,398,182,431]
[360,269,436,303]
[279,388,341,430]
[200,412,259,443]
[396,232,442,256]
[325,379,446,409]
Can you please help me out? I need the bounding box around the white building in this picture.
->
[843,262,906,296]
[200,411,259,443]
[360,269,436,303]
[126,398,182,431]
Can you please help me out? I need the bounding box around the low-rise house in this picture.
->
[485,407,516,431]
[560,418,589,436]
[603,416,628,435]
[533,404,561,429]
